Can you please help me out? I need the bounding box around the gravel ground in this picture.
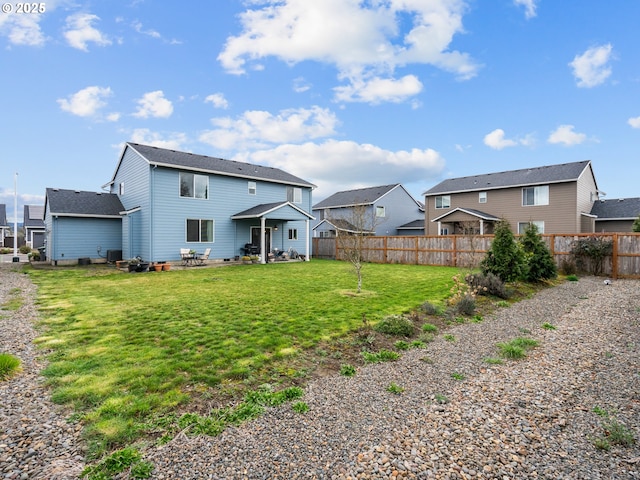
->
[1,264,639,479]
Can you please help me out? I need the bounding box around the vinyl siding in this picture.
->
[576,165,598,233]
[46,217,121,261]
[426,182,583,235]
[148,167,312,261]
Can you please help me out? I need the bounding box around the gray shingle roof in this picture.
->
[46,188,124,217]
[313,184,400,209]
[590,198,640,220]
[23,205,44,227]
[397,219,425,230]
[0,204,6,226]
[127,143,315,188]
[424,161,592,196]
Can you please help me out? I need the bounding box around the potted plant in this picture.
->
[128,258,140,272]
[241,255,251,264]
[152,263,163,272]
[250,255,260,264]
[162,263,171,271]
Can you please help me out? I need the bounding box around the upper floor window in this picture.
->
[287,186,302,204]
[187,219,214,242]
[479,191,487,203]
[376,206,386,217]
[522,185,548,206]
[435,195,450,209]
[248,181,256,195]
[180,172,209,199]
[119,182,125,195]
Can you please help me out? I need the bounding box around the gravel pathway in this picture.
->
[1,265,639,479]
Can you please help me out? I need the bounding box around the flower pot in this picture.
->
[153,264,163,272]
[162,264,171,271]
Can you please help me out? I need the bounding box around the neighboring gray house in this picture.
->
[0,204,9,247]
[23,205,46,249]
[45,143,316,264]
[424,161,602,235]
[44,189,124,263]
[312,184,423,237]
[590,198,640,232]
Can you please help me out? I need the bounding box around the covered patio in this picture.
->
[432,207,501,235]
[231,201,314,264]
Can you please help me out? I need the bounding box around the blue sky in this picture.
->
[1,0,639,222]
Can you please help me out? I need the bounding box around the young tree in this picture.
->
[330,204,381,293]
[520,222,557,282]
[480,219,526,282]
[633,214,640,232]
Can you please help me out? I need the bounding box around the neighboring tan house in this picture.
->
[423,161,602,235]
[591,198,640,232]
[44,189,124,263]
[312,184,423,237]
[45,143,316,264]
[23,205,46,249]
[0,204,9,247]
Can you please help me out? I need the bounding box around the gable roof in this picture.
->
[312,218,374,234]
[313,184,420,209]
[590,198,640,220]
[431,207,502,223]
[231,201,314,220]
[23,205,45,227]
[109,143,316,189]
[397,219,425,230]
[0,204,7,226]
[45,188,124,218]
[424,160,594,196]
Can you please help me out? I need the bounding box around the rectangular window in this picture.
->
[522,185,548,206]
[287,186,302,203]
[518,221,544,234]
[288,228,298,240]
[119,182,125,195]
[479,191,487,203]
[186,219,214,242]
[435,195,450,209]
[440,227,449,235]
[376,205,386,217]
[180,172,209,199]
[248,181,256,195]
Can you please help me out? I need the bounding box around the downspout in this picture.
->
[305,218,310,261]
[260,216,266,264]
[149,165,157,262]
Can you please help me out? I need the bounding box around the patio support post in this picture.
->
[437,221,442,236]
[260,216,266,264]
[480,220,484,235]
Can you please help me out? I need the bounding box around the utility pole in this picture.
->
[13,172,19,262]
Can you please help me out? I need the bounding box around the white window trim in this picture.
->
[518,221,544,234]
[248,181,256,195]
[522,185,549,206]
[186,218,215,242]
[479,191,487,204]
[180,172,209,200]
[435,195,451,209]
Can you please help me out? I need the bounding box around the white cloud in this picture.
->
[569,44,613,88]
[132,21,161,39]
[547,124,587,146]
[628,116,640,129]
[334,74,423,104]
[63,13,112,51]
[0,13,46,46]
[204,93,229,109]
[57,86,113,117]
[514,0,537,19]
[133,91,173,118]
[293,77,311,93]
[199,106,339,150]
[218,0,479,104]
[483,129,518,150]
[241,140,445,200]
[130,128,187,150]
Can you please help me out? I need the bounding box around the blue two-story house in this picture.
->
[45,142,316,265]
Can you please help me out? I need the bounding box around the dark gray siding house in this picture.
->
[23,205,46,249]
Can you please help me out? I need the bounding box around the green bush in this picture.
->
[633,215,640,233]
[466,272,509,299]
[570,236,613,276]
[481,220,526,282]
[454,294,476,316]
[373,315,415,337]
[19,245,32,254]
[0,353,21,380]
[520,222,557,282]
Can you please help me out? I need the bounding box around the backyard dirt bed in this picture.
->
[1,264,639,479]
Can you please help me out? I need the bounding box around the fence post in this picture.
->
[612,233,618,280]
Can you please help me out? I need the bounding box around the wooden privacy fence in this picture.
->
[312,233,640,279]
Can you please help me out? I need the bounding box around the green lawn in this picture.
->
[29,260,458,455]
